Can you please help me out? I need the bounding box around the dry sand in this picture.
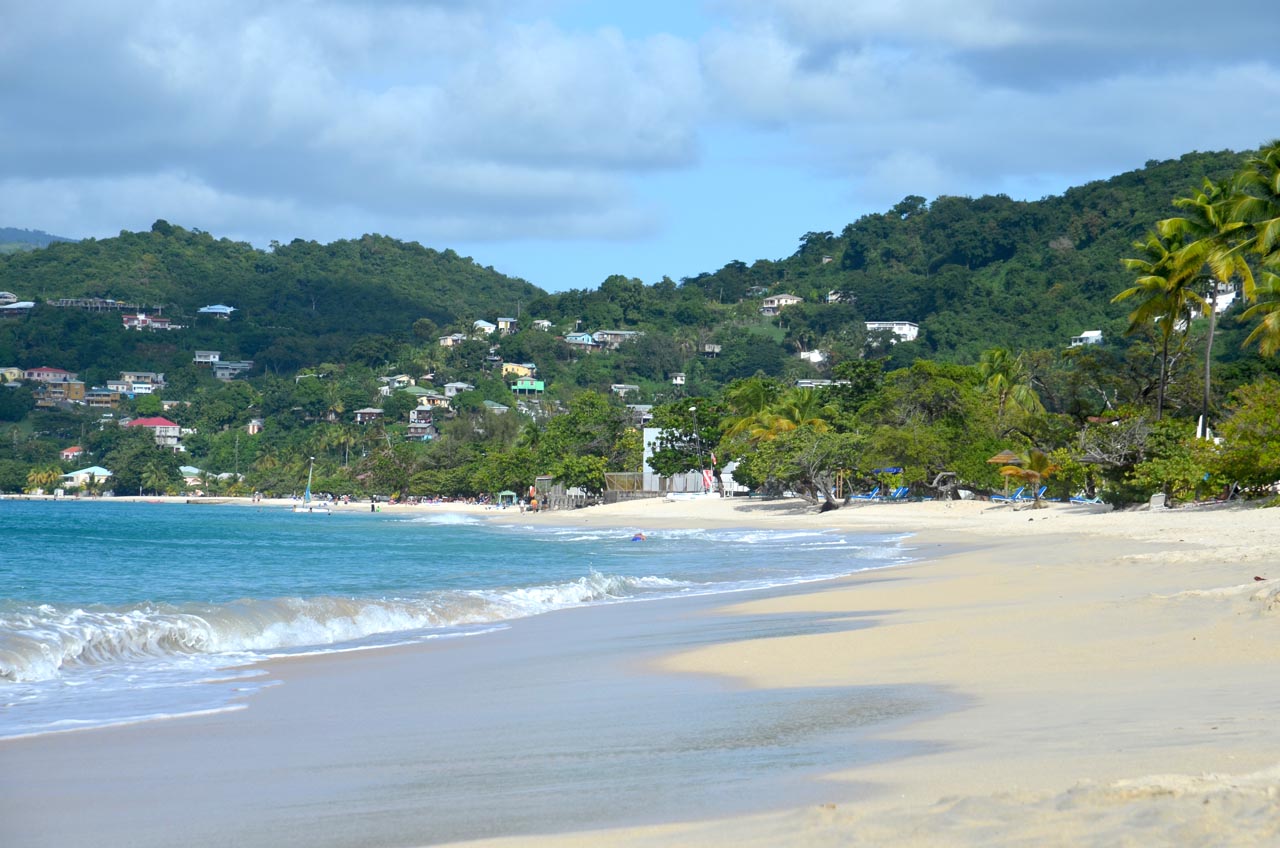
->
[459,495,1280,847]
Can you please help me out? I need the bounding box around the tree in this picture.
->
[1240,267,1280,356]
[1160,177,1254,433]
[1214,377,1280,489]
[25,465,61,494]
[1113,231,1204,419]
[978,347,1044,426]
[732,427,865,509]
[141,459,175,495]
[998,447,1060,508]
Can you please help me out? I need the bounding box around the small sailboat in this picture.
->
[293,457,331,514]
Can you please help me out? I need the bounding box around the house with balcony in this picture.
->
[212,361,253,381]
[193,350,221,365]
[0,366,22,383]
[61,466,113,488]
[865,321,919,343]
[24,366,78,383]
[502,362,536,379]
[86,388,122,408]
[670,372,686,386]
[126,416,183,450]
[438,333,468,347]
[760,294,802,315]
[610,383,640,397]
[564,332,598,350]
[61,446,85,462]
[34,380,86,406]
[593,330,642,349]
[511,377,545,395]
[354,407,384,424]
[1070,330,1104,347]
[444,381,474,398]
[496,317,517,334]
[122,313,178,331]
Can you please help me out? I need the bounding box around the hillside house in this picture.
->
[798,350,827,364]
[865,321,919,343]
[354,408,384,424]
[702,344,721,358]
[472,320,497,335]
[511,377,545,395]
[593,330,642,349]
[212,361,253,381]
[1070,330,1103,347]
[438,333,468,347]
[197,304,236,318]
[670,372,685,386]
[122,313,177,331]
[564,332,597,349]
[760,294,802,315]
[193,350,221,365]
[610,383,640,397]
[120,371,165,392]
[482,400,510,414]
[24,366,78,383]
[126,416,182,450]
[532,319,553,331]
[501,362,536,379]
[0,292,16,305]
[34,380,85,406]
[0,366,22,383]
[86,388,121,408]
[61,446,85,461]
[496,317,518,334]
[0,301,34,318]
[443,381,474,398]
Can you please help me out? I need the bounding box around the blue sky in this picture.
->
[3,1,1279,292]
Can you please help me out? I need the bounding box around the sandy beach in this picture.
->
[4,494,1279,846]
[466,495,1280,846]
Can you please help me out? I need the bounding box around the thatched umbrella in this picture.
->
[988,450,1022,494]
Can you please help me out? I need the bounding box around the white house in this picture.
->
[593,329,643,349]
[760,294,803,315]
[472,320,497,335]
[197,304,236,318]
[1070,330,1104,347]
[865,321,919,343]
[61,466,113,488]
[126,417,182,450]
[443,381,474,397]
[799,350,827,364]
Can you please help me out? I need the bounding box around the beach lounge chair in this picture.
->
[1021,486,1049,502]
[990,486,1025,503]
[880,485,910,502]
[851,486,880,501]
[1069,493,1104,504]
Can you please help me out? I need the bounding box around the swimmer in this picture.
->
[631,532,646,542]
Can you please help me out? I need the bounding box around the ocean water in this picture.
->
[0,500,909,739]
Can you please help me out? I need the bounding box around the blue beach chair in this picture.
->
[991,486,1025,503]
[881,485,910,502]
[851,486,880,501]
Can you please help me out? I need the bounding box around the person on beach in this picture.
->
[631,532,646,542]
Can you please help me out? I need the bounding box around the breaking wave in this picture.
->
[0,571,692,684]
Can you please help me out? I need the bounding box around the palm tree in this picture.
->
[978,347,1044,425]
[766,388,838,436]
[25,466,61,494]
[1114,231,1205,419]
[998,448,1059,508]
[721,377,782,440]
[1160,177,1255,434]
[1227,139,1280,265]
[1241,266,1280,356]
[141,460,171,495]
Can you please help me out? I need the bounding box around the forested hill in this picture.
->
[677,149,1251,361]
[0,227,76,253]
[0,223,543,370]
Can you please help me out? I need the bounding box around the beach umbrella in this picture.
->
[987,450,1022,494]
[986,450,1022,465]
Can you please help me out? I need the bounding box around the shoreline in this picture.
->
[4,496,1280,846]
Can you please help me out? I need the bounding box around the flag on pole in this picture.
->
[710,451,717,466]
[702,469,715,491]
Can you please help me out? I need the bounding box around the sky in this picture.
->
[3,1,1279,293]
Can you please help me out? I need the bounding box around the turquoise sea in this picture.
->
[0,500,909,739]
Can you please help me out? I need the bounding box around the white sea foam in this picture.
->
[0,572,700,684]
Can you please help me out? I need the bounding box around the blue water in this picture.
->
[0,500,909,739]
